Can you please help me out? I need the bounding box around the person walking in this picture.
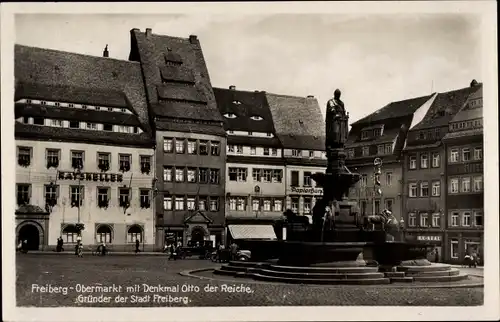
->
[135,238,140,254]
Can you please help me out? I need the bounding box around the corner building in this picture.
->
[129,29,227,249]
[14,45,155,251]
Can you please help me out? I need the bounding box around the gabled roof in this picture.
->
[129,29,223,125]
[14,44,152,134]
[213,88,276,134]
[352,94,434,126]
[449,86,483,123]
[410,85,481,131]
[265,93,325,150]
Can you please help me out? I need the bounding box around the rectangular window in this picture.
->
[164,138,173,153]
[199,141,208,155]
[187,140,197,154]
[385,172,392,186]
[209,169,220,184]
[236,145,243,154]
[408,213,416,227]
[409,155,417,169]
[309,151,314,158]
[409,183,417,197]
[163,197,172,210]
[71,151,84,169]
[450,149,459,162]
[451,212,459,227]
[70,186,84,206]
[432,213,440,227]
[303,197,312,214]
[119,154,131,172]
[462,211,471,226]
[385,144,392,155]
[474,211,483,227]
[140,189,150,208]
[432,181,440,196]
[140,155,151,174]
[291,197,299,213]
[432,153,440,168]
[272,169,282,183]
[263,148,270,156]
[462,148,471,162]
[462,177,471,193]
[210,141,220,156]
[292,149,301,157]
[451,239,459,258]
[252,199,260,211]
[187,168,197,183]
[86,122,98,130]
[45,184,58,206]
[229,198,237,211]
[474,147,483,160]
[263,199,272,212]
[46,149,60,168]
[51,119,63,127]
[420,213,428,227]
[17,147,31,167]
[199,168,208,183]
[347,149,354,158]
[175,139,185,154]
[228,145,235,153]
[450,179,459,193]
[103,124,112,131]
[163,167,172,182]
[33,117,44,125]
[360,200,367,215]
[273,199,283,212]
[187,197,196,211]
[209,197,219,211]
[250,147,256,155]
[252,168,261,182]
[97,187,110,208]
[384,199,393,212]
[362,146,369,156]
[17,184,30,205]
[272,148,278,156]
[97,152,111,172]
[361,174,367,187]
[377,145,384,155]
[420,153,428,169]
[420,182,429,197]
[237,168,247,182]
[119,188,130,208]
[175,168,184,182]
[303,172,312,187]
[473,176,483,192]
[291,171,299,187]
[175,196,184,210]
[374,200,380,215]
[237,197,245,211]
[262,169,272,183]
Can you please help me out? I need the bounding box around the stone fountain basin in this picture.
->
[366,241,435,267]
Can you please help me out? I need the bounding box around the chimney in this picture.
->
[145,28,152,38]
[189,35,198,44]
[470,79,479,87]
[131,28,140,32]
[103,44,109,58]
[307,95,314,99]
[229,85,236,90]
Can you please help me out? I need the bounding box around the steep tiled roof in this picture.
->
[265,93,325,150]
[227,136,281,148]
[443,128,483,141]
[14,45,152,134]
[154,119,226,136]
[352,94,434,126]
[346,127,400,147]
[411,85,480,131]
[450,86,483,123]
[129,29,223,126]
[213,88,276,134]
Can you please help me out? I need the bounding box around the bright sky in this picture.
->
[15,13,481,124]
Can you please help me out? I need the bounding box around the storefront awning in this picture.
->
[228,225,277,240]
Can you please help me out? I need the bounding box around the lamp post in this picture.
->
[372,158,383,217]
[399,218,405,241]
[73,164,82,230]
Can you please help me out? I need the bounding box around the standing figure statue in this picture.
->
[325,89,348,151]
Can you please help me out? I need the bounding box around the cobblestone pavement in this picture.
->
[16,254,483,307]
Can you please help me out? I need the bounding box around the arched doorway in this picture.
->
[18,224,40,250]
[190,227,206,245]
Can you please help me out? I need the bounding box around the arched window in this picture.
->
[127,225,143,243]
[62,225,78,243]
[96,225,112,243]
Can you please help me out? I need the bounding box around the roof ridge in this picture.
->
[387,93,434,105]
[265,92,316,100]
[15,44,140,64]
[213,87,265,95]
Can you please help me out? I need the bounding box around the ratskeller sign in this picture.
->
[58,171,124,182]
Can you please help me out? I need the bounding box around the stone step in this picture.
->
[268,264,379,274]
[219,265,250,273]
[397,263,452,273]
[213,269,239,276]
[258,269,385,280]
[228,261,261,267]
[413,273,469,283]
[251,273,391,285]
[405,268,460,277]
[390,276,414,283]
[384,272,406,278]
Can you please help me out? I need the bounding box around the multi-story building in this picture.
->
[402,80,481,261]
[442,82,483,263]
[213,86,285,240]
[265,93,327,217]
[346,94,436,222]
[14,45,155,251]
[128,28,227,248]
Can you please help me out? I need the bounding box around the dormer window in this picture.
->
[232,101,242,105]
[95,106,101,110]
[55,102,60,107]
[82,105,87,109]
[26,99,32,104]
[120,108,127,113]
[250,116,263,121]
[68,103,74,108]
[223,113,237,119]
[108,107,113,112]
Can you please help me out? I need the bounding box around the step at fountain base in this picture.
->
[384,263,468,283]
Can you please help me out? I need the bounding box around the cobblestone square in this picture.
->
[16,254,483,307]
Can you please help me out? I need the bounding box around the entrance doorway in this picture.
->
[18,224,40,250]
[190,227,205,246]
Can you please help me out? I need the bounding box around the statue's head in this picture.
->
[334,89,341,99]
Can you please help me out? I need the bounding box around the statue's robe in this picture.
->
[325,98,346,150]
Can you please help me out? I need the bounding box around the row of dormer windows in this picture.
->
[347,143,392,158]
[450,119,483,131]
[17,117,141,134]
[16,99,131,114]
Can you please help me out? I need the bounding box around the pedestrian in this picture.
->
[472,250,478,268]
[135,238,140,254]
[434,248,439,263]
[60,237,64,252]
[230,242,239,261]
[22,239,28,253]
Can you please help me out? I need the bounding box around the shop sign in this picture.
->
[58,171,123,182]
[417,235,441,242]
[290,187,323,195]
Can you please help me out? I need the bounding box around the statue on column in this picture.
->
[325,89,348,151]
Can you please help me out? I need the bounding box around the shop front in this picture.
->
[445,231,483,265]
[403,232,444,262]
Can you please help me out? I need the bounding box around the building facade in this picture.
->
[346,94,436,222]
[402,80,481,261]
[129,29,227,249]
[442,83,483,263]
[14,45,155,251]
[265,93,327,217]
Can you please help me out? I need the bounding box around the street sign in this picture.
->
[374,158,382,166]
